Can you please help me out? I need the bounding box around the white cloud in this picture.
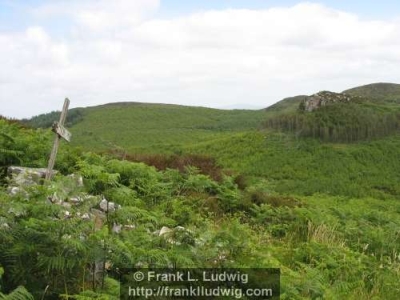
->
[33,0,160,31]
[1,2,400,118]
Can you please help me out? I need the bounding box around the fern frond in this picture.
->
[0,286,33,300]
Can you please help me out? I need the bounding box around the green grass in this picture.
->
[68,103,265,153]
[278,194,400,299]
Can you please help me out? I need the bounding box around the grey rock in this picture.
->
[159,226,172,236]
[81,213,91,220]
[69,196,82,205]
[62,202,72,209]
[124,224,136,230]
[8,186,26,196]
[112,223,122,233]
[0,223,10,230]
[8,207,25,217]
[99,197,119,212]
[301,91,356,112]
[91,208,106,219]
[8,166,57,186]
[48,192,63,204]
[158,226,188,245]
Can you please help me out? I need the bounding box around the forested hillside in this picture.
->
[264,86,400,143]
[24,103,265,153]
[21,108,85,129]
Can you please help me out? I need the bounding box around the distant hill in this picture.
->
[16,83,400,198]
[23,82,400,151]
[343,82,400,103]
[264,83,400,142]
[264,82,400,115]
[21,108,85,129]
[264,95,306,114]
[32,102,265,153]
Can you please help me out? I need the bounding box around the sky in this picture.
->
[1,0,400,118]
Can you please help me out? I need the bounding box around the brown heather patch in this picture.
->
[108,150,225,182]
[0,115,30,129]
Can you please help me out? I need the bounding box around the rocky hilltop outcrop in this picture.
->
[300,91,359,112]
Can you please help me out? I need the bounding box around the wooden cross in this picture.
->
[45,98,72,180]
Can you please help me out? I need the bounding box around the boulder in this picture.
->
[301,91,355,112]
[7,186,28,197]
[99,197,120,212]
[159,226,172,236]
[112,223,122,233]
[7,166,56,186]
[81,213,91,221]
[124,224,136,230]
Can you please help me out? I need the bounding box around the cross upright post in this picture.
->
[45,98,71,180]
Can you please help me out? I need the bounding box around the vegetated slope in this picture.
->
[187,130,400,199]
[265,82,400,116]
[2,114,400,299]
[23,102,265,152]
[262,83,400,141]
[343,82,400,103]
[264,89,400,143]
[21,108,85,128]
[67,103,265,153]
[264,95,307,115]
